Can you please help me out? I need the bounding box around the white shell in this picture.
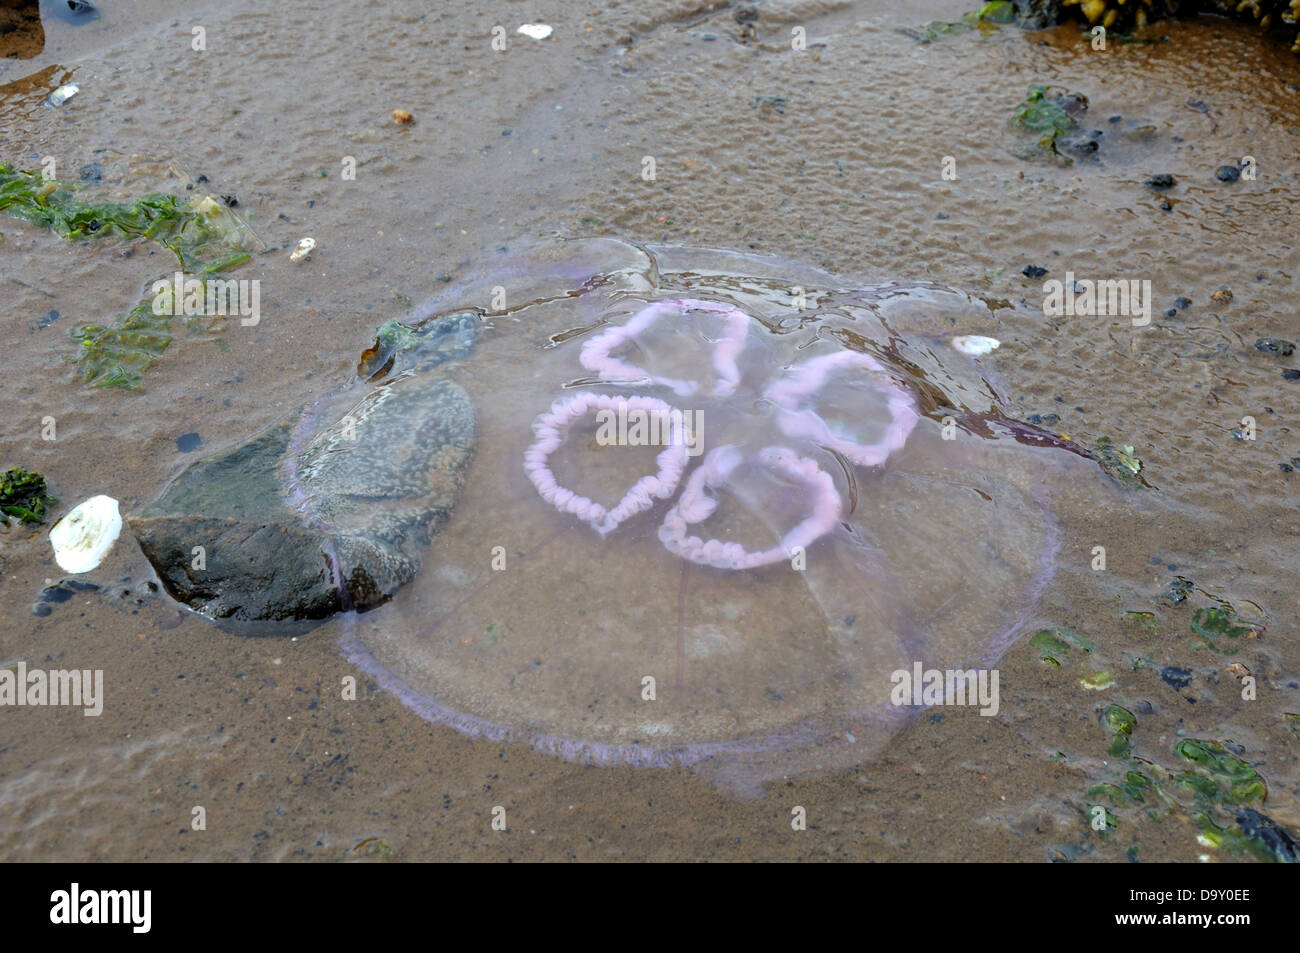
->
[49,495,122,574]
[951,335,1001,356]
[517,24,553,40]
[289,237,317,262]
[44,83,80,108]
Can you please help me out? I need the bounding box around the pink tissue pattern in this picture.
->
[524,298,919,568]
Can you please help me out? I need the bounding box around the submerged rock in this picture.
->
[130,312,478,633]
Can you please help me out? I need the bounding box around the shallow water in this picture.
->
[0,1,1296,861]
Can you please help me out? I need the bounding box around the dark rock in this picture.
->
[1173,297,1191,309]
[40,579,99,603]
[1159,666,1193,690]
[1235,809,1299,863]
[1146,173,1176,189]
[1215,165,1240,182]
[32,603,52,617]
[1255,337,1295,357]
[1023,264,1048,279]
[132,312,478,633]
[1283,369,1300,380]
[176,432,202,453]
[78,162,102,185]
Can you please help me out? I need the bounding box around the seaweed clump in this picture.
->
[0,468,57,526]
[0,163,257,389]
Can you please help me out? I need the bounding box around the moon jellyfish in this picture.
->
[330,238,1094,792]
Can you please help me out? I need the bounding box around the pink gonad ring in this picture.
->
[523,392,690,537]
[580,298,751,397]
[658,445,842,570]
[763,351,919,467]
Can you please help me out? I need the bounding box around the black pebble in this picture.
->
[1107,115,1122,123]
[1164,308,1176,318]
[1023,265,1048,279]
[1283,369,1300,380]
[1256,337,1296,357]
[1160,666,1193,690]
[1146,173,1176,189]
[1159,201,1172,211]
[220,193,239,208]
[195,174,209,184]
[79,162,102,185]
[48,0,98,24]
[176,432,202,453]
[1174,297,1191,309]
[32,603,53,617]
[501,129,513,136]
[1215,165,1240,182]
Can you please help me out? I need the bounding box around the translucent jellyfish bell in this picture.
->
[334,239,1091,793]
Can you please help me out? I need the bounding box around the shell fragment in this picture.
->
[44,83,80,108]
[49,495,122,573]
[290,237,317,262]
[517,24,553,40]
[951,335,1001,357]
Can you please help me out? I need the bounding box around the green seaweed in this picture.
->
[1123,610,1159,628]
[1173,740,1267,804]
[1029,627,1092,666]
[1103,704,1136,758]
[912,2,1017,42]
[1080,670,1114,691]
[0,468,57,526]
[1189,607,1256,654]
[0,164,251,271]
[1012,84,1078,158]
[0,163,257,389]
[1084,719,1293,861]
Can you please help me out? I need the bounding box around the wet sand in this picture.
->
[0,1,1296,861]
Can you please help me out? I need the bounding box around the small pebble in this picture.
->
[392,109,414,124]
[1255,337,1295,357]
[1283,369,1300,380]
[1211,288,1232,305]
[79,162,102,185]
[1164,309,1176,318]
[176,432,202,453]
[1173,297,1191,309]
[1147,173,1176,189]
[1023,264,1048,279]
[1215,165,1240,182]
